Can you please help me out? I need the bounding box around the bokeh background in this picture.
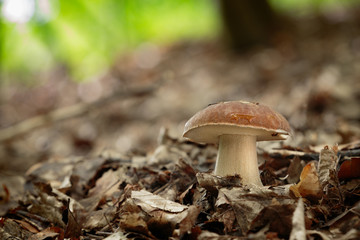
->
[1,0,360,174]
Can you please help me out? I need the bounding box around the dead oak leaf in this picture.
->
[129,190,200,238]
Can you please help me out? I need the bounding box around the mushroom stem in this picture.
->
[214,134,263,186]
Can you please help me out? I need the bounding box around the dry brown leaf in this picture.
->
[219,187,295,235]
[214,190,236,233]
[13,219,40,234]
[318,145,339,187]
[341,179,360,192]
[26,195,65,228]
[197,172,242,193]
[129,189,200,238]
[26,157,83,188]
[179,183,201,206]
[103,231,129,240]
[28,227,64,240]
[174,205,201,238]
[64,200,82,239]
[119,211,154,238]
[306,230,332,240]
[148,144,190,165]
[132,189,187,212]
[0,218,34,239]
[83,206,117,230]
[88,168,123,198]
[287,156,305,184]
[338,157,360,180]
[338,140,360,151]
[217,208,237,234]
[325,201,360,236]
[0,175,25,216]
[290,162,322,200]
[250,201,296,238]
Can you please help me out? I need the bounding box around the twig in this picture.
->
[0,84,159,143]
[269,149,360,161]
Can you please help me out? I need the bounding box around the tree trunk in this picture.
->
[219,0,278,50]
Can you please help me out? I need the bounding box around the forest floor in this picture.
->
[1,8,360,240]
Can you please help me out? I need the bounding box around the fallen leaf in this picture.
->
[250,202,295,238]
[0,218,33,239]
[64,200,82,239]
[197,172,242,193]
[148,144,190,165]
[103,230,129,240]
[219,187,295,235]
[290,162,322,200]
[28,227,64,240]
[14,219,39,234]
[26,157,83,189]
[132,189,187,212]
[287,156,305,184]
[289,198,306,240]
[119,211,154,238]
[338,157,360,180]
[130,190,200,238]
[318,145,339,187]
[25,188,66,228]
[306,230,332,240]
[0,175,25,216]
[168,205,200,238]
[324,200,360,237]
[88,168,124,198]
[83,206,117,230]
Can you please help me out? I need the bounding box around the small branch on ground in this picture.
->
[269,149,360,161]
[0,83,160,143]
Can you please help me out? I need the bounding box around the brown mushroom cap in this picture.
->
[183,101,291,144]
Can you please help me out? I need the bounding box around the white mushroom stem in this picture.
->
[214,134,263,186]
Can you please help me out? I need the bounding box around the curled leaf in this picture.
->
[318,145,339,187]
[290,162,322,200]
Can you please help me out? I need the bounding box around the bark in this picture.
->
[219,0,278,49]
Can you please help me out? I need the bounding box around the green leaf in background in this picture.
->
[0,0,219,83]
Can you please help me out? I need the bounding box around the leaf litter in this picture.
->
[1,129,359,239]
[1,8,360,240]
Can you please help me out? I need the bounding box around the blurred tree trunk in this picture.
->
[219,0,279,50]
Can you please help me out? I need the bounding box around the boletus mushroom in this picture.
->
[183,101,291,186]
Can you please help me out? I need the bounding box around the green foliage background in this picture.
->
[1,0,219,82]
[0,0,358,83]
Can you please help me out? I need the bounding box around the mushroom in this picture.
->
[183,101,291,186]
